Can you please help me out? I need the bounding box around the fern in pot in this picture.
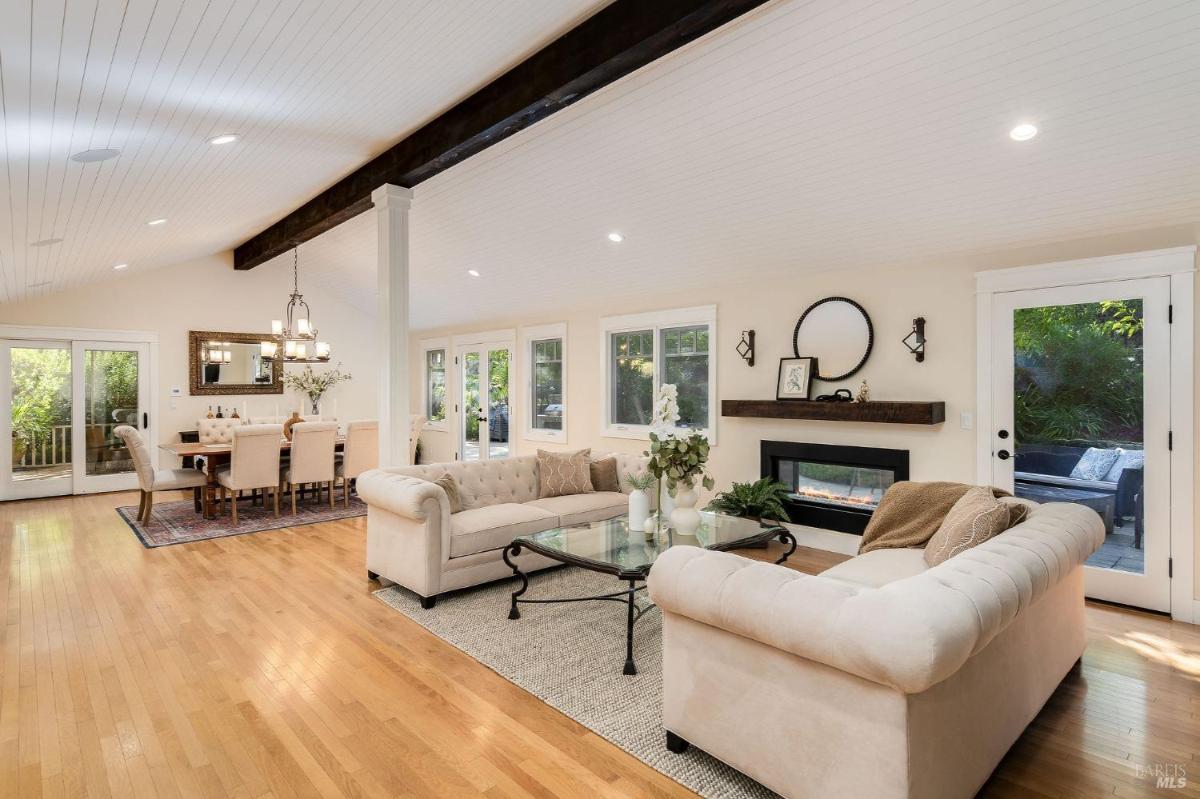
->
[624,471,655,533]
[706,478,790,522]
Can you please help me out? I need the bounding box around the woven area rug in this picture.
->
[117,495,367,547]
[374,567,779,799]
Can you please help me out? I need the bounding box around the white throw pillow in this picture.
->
[1069,447,1120,482]
[1101,448,1144,482]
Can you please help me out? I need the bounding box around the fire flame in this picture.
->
[791,487,878,508]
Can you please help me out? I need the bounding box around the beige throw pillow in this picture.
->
[538,449,594,498]
[923,486,1012,566]
[589,456,621,493]
[433,473,463,513]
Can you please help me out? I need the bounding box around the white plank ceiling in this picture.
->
[7,0,1200,331]
[0,0,607,304]
[287,0,1200,329]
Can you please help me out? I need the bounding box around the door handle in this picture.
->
[143,412,149,428]
[996,449,1011,460]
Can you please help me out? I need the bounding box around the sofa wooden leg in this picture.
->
[666,731,689,754]
[367,570,379,581]
[420,595,438,610]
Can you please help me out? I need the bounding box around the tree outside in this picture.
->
[1013,300,1143,447]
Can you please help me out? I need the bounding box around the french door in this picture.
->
[988,277,1171,612]
[1,339,151,499]
[459,345,511,461]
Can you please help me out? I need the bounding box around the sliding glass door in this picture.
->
[1,339,150,499]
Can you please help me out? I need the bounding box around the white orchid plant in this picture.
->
[644,384,714,517]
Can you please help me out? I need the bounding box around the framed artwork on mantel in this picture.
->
[777,357,816,400]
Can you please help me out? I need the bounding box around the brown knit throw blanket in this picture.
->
[859,481,1012,555]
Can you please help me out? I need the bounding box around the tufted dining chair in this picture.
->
[282,422,338,513]
[214,424,283,523]
[114,425,207,525]
[335,420,378,506]
[198,416,243,443]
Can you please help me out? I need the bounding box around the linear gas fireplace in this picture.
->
[761,441,909,534]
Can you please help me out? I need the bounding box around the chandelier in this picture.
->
[262,248,331,363]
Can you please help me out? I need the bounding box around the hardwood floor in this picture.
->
[1,491,1198,798]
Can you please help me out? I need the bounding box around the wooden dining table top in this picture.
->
[159,436,345,458]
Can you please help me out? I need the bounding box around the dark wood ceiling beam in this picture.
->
[234,0,772,270]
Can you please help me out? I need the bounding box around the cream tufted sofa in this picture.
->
[357,453,650,608]
[647,501,1104,799]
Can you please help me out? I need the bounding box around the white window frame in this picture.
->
[599,304,717,443]
[419,336,449,431]
[521,323,567,443]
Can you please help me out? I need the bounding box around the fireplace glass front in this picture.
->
[761,441,910,534]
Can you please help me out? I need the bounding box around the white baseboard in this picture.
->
[781,522,861,556]
[1181,601,1200,625]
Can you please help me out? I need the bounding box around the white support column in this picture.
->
[373,184,414,466]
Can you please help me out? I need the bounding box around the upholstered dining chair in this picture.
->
[335,420,378,506]
[214,424,284,524]
[281,422,338,514]
[114,425,206,525]
[409,414,427,464]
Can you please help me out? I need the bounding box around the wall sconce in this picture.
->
[736,329,755,366]
[903,317,926,362]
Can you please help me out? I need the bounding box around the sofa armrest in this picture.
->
[356,468,450,522]
[648,503,1104,694]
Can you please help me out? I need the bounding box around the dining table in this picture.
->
[159,436,345,519]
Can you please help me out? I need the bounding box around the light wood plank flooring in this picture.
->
[1,490,1198,798]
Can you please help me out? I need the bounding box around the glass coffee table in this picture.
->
[501,512,795,675]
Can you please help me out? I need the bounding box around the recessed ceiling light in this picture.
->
[147,218,167,226]
[30,237,63,247]
[113,263,129,270]
[467,269,481,277]
[28,280,53,289]
[1009,123,1038,141]
[607,232,624,243]
[70,148,120,163]
[208,134,238,145]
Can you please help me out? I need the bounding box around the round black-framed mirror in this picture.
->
[792,296,874,382]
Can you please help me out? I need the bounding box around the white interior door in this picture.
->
[459,345,511,461]
[71,341,151,494]
[1,340,74,500]
[989,277,1171,612]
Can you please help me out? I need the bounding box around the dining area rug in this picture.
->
[118,495,367,547]
[373,566,779,799]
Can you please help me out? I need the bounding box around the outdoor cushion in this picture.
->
[1069,447,1120,481]
[448,503,559,558]
[1101,448,1145,482]
[527,492,628,526]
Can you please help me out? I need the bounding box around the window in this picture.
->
[425,347,447,426]
[521,323,567,442]
[601,305,716,440]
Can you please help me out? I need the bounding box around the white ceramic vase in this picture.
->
[670,481,701,536]
[628,488,650,531]
[659,482,676,518]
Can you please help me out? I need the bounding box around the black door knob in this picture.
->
[997,449,1011,460]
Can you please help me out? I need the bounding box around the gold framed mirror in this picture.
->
[188,330,283,395]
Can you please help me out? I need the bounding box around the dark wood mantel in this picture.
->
[722,399,946,425]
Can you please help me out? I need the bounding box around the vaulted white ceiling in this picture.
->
[287,0,1200,329]
[0,0,607,303]
[8,0,1200,330]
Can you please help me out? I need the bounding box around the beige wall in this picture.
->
[1,252,378,461]
[411,225,1200,599]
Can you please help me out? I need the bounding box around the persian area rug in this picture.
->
[117,495,366,547]
[374,566,779,799]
